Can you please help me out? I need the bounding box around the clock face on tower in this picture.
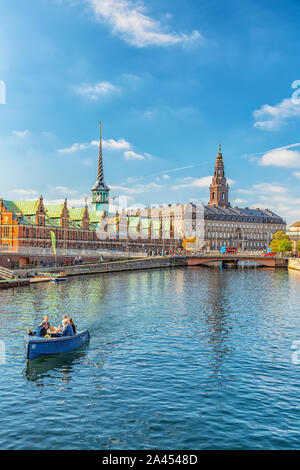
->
[2,215,10,224]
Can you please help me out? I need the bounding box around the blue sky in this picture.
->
[1,0,300,223]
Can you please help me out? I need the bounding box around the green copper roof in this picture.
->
[69,208,85,221]
[2,199,100,232]
[6,200,39,216]
[88,209,104,223]
[45,204,64,219]
[2,200,36,225]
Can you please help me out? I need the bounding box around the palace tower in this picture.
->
[208,143,230,208]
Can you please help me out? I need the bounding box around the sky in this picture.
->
[0,0,300,224]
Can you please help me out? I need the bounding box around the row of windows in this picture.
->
[206,223,285,230]
[207,232,274,239]
[211,241,268,248]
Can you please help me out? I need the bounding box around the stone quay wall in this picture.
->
[14,256,188,278]
[288,259,300,271]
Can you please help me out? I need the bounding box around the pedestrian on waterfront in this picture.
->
[78,256,82,265]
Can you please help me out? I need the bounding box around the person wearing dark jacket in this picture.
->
[68,318,76,335]
[36,323,47,337]
[60,319,74,337]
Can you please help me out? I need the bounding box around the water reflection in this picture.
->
[204,269,232,378]
[24,348,89,385]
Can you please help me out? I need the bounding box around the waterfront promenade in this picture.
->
[0,253,298,291]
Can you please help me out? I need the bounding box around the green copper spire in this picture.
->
[91,122,110,216]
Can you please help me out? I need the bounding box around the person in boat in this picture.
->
[50,319,73,337]
[68,318,76,335]
[43,315,50,330]
[36,321,48,337]
[60,318,74,336]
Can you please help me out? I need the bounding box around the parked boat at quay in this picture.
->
[30,272,67,283]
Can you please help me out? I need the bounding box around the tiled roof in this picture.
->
[88,209,104,223]
[69,208,85,221]
[5,200,39,216]
[204,205,285,223]
[45,204,64,219]
[2,200,36,225]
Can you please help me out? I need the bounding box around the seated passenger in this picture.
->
[68,318,76,335]
[36,321,48,337]
[43,315,50,330]
[60,319,74,337]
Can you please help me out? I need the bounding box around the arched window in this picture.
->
[212,192,215,200]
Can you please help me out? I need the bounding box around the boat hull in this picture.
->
[25,329,90,361]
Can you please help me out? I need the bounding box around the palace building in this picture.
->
[119,144,286,251]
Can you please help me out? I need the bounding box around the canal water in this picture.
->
[0,266,299,450]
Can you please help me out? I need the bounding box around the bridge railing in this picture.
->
[188,251,288,258]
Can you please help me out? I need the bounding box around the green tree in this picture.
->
[278,238,292,253]
[270,231,292,253]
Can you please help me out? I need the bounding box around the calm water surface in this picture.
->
[0,266,299,450]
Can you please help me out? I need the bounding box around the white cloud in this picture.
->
[43,196,91,207]
[110,182,162,195]
[172,176,235,190]
[172,176,212,190]
[252,183,287,194]
[75,80,119,100]
[11,189,38,196]
[259,149,300,168]
[57,142,91,153]
[253,97,300,131]
[58,136,152,162]
[58,138,131,153]
[85,0,202,48]
[162,174,170,180]
[103,138,131,150]
[12,130,30,138]
[51,186,79,196]
[232,198,247,204]
[124,150,151,160]
[294,172,300,180]
[237,183,287,195]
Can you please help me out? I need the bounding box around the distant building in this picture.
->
[120,144,286,251]
[201,145,286,250]
[286,222,300,253]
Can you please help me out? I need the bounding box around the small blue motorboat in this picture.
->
[25,330,90,361]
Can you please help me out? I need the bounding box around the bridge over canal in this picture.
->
[187,253,289,268]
